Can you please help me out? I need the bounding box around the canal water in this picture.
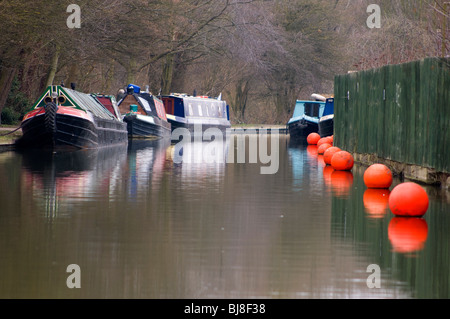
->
[0,134,448,299]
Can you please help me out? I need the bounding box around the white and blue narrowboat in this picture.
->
[161,93,231,137]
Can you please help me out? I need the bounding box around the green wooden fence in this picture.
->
[334,57,449,174]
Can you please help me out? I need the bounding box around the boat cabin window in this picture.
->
[181,98,227,118]
[163,97,185,117]
[304,103,320,118]
[211,104,217,117]
[138,97,152,113]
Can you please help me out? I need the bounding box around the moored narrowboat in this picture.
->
[318,98,334,137]
[15,85,128,150]
[117,85,171,139]
[161,93,231,138]
[287,99,326,140]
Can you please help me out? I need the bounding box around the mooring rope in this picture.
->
[0,106,46,137]
[0,125,22,137]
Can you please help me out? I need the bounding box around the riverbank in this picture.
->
[0,125,21,151]
[352,152,450,190]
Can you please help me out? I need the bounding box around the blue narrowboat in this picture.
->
[318,98,334,137]
[287,99,326,140]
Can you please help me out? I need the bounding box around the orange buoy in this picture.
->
[388,217,428,253]
[323,146,341,165]
[364,164,393,189]
[389,182,429,217]
[307,133,321,145]
[363,189,390,219]
[330,170,354,198]
[317,143,332,155]
[317,137,330,147]
[331,151,354,171]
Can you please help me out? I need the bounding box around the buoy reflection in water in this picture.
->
[388,217,429,254]
[330,170,354,198]
[363,188,391,219]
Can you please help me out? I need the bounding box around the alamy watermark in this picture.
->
[366,264,381,289]
[367,4,381,29]
[67,4,81,29]
[171,125,280,175]
[66,264,81,288]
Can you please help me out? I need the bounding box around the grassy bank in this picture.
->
[0,125,21,145]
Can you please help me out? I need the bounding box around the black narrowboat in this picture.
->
[116,85,171,139]
[287,99,326,140]
[15,85,128,150]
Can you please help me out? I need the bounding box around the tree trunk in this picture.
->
[229,78,250,123]
[161,54,175,95]
[238,79,250,121]
[126,58,137,84]
[45,44,61,87]
[103,61,115,93]
[66,63,79,89]
[0,66,17,125]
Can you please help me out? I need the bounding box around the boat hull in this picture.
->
[123,113,171,139]
[16,106,128,150]
[288,119,319,140]
[319,116,334,137]
[168,116,231,140]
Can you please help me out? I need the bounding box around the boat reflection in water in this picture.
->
[287,139,306,191]
[287,137,326,196]
[19,145,128,220]
[166,136,230,184]
[126,138,171,199]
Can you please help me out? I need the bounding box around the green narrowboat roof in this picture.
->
[31,85,116,120]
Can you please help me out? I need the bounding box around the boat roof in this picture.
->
[92,94,122,119]
[164,93,225,103]
[310,93,334,101]
[295,100,325,104]
[31,86,117,120]
[118,92,166,118]
[288,100,326,124]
